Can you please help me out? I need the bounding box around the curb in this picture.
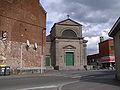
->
[58,81,79,90]
[0,72,62,80]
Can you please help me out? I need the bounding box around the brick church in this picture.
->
[0,0,46,73]
[46,18,88,70]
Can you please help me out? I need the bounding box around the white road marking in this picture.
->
[18,85,58,90]
[63,75,82,78]
[89,76,95,77]
[72,76,82,78]
[59,81,79,90]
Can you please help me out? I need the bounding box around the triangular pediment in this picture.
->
[63,45,76,49]
[57,19,82,26]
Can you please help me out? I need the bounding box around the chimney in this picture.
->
[100,36,104,42]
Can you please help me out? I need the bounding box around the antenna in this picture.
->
[67,15,70,19]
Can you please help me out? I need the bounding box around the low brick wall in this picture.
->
[0,40,46,74]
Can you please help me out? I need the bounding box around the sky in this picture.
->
[40,0,120,55]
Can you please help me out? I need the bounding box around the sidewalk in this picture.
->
[0,70,62,80]
[0,69,84,80]
[0,69,114,80]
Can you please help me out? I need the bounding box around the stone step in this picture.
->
[46,66,54,70]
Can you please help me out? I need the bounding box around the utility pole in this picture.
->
[20,34,23,74]
[40,28,46,74]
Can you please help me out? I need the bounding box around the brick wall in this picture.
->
[0,0,46,73]
[99,39,114,57]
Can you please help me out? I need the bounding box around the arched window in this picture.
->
[62,29,77,37]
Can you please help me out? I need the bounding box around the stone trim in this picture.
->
[55,36,83,39]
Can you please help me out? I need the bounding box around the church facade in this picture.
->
[46,18,87,70]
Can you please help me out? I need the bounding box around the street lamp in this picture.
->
[20,43,23,74]
[40,55,43,74]
[40,28,46,74]
[20,39,30,74]
[40,29,43,74]
[20,34,23,74]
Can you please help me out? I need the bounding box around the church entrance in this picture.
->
[46,56,51,66]
[66,52,74,66]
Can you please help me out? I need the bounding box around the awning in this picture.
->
[100,56,115,63]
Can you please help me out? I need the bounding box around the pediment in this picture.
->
[57,19,82,26]
[63,45,76,49]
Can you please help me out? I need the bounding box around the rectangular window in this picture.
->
[110,46,114,50]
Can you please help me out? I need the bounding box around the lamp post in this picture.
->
[20,44,23,73]
[40,28,43,74]
[40,55,43,73]
[20,34,23,74]
[40,28,46,74]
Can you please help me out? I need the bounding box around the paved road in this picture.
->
[0,70,77,90]
[0,75,76,90]
[0,70,119,90]
[62,70,120,90]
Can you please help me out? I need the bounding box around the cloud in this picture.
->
[41,0,120,55]
[85,37,99,55]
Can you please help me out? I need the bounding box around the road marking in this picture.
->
[89,76,95,77]
[62,75,82,78]
[72,76,82,78]
[59,81,79,90]
[18,85,58,90]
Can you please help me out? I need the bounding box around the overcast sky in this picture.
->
[40,0,120,55]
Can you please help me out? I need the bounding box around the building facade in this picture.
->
[0,0,46,73]
[46,18,87,70]
[99,39,115,68]
[87,54,100,65]
[87,37,115,69]
[109,17,120,80]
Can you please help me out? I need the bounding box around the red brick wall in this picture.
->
[108,40,115,55]
[87,54,100,64]
[0,0,46,45]
[0,0,46,70]
[99,39,114,57]
[87,39,115,64]
[99,40,109,57]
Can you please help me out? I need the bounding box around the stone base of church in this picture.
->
[54,66,86,70]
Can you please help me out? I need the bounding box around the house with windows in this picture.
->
[46,18,87,70]
[87,37,115,69]
[99,38,115,68]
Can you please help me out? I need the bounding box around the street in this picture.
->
[62,70,120,90]
[0,70,119,90]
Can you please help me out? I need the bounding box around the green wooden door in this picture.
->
[46,56,50,66]
[66,52,74,66]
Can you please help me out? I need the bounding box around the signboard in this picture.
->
[100,56,115,63]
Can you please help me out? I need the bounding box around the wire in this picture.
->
[0,14,45,29]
